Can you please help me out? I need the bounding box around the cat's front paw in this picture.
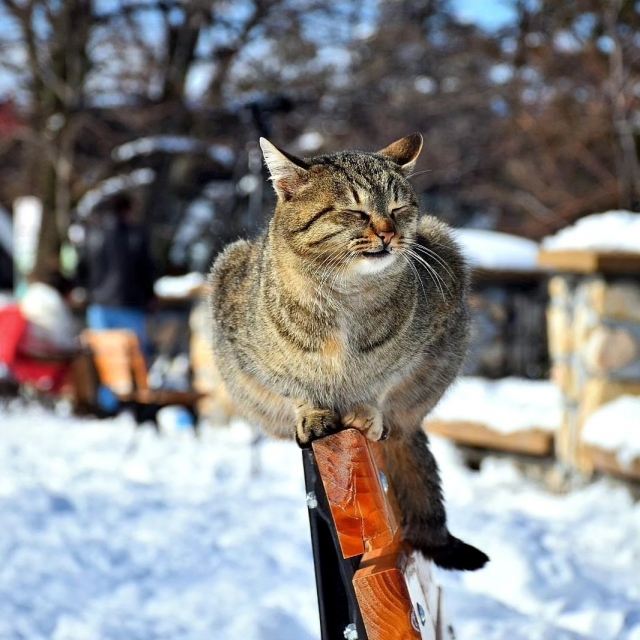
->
[342,405,388,441]
[295,408,341,448]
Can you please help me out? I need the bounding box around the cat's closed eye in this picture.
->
[390,205,411,217]
[344,209,370,221]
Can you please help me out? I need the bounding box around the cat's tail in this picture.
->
[383,429,489,571]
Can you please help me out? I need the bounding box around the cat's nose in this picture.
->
[378,230,395,246]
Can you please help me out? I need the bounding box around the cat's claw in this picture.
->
[342,405,386,441]
[295,408,341,448]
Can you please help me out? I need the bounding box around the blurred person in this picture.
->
[77,194,156,413]
[19,269,81,359]
[0,269,82,397]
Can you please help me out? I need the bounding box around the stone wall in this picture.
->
[547,275,640,471]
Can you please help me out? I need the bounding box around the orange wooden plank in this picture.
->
[312,429,398,558]
[354,546,437,640]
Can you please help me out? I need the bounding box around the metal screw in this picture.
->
[378,471,389,493]
[306,492,318,509]
[416,602,426,626]
[343,623,358,640]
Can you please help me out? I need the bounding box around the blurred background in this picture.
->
[1,1,640,640]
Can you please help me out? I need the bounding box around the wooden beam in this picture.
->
[425,420,554,456]
[538,250,640,275]
[579,445,640,481]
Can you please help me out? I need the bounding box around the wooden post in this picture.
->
[307,429,450,640]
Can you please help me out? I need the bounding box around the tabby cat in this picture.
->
[208,133,488,571]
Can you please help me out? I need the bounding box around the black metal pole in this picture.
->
[302,448,368,640]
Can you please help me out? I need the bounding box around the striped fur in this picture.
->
[208,134,488,571]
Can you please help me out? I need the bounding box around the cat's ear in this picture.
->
[377,133,423,174]
[259,138,309,200]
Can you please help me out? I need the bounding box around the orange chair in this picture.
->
[81,329,203,427]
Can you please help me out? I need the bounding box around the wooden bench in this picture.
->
[80,329,203,425]
[305,429,451,640]
[425,419,554,457]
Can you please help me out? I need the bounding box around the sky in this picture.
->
[452,0,518,30]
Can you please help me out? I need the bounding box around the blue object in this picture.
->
[87,304,151,414]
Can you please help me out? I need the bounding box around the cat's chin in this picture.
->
[354,252,397,274]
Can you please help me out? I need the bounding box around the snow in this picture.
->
[541,211,640,253]
[582,396,640,468]
[76,170,156,218]
[455,228,540,272]
[153,273,205,299]
[429,377,563,433]
[1,408,640,640]
[112,137,235,167]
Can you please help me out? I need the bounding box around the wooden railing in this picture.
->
[303,429,451,640]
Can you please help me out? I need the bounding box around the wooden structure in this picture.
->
[464,266,549,381]
[304,429,451,640]
[426,420,553,457]
[80,329,202,424]
[541,249,640,478]
[424,256,552,457]
[538,250,640,276]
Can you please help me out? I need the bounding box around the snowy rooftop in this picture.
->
[429,377,563,434]
[2,408,639,640]
[455,228,540,272]
[541,210,640,254]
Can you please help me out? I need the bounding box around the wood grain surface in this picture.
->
[312,429,398,558]
[312,428,445,640]
[354,546,440,640]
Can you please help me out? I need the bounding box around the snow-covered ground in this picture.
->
[582,396,640,469]
[428,377,563,433]
[1,408,640,640]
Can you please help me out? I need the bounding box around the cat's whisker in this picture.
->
[406,168,433,179]
[403,248,447,301]
[310,247,348,290]
[410,242,457,282]
[406,248,450,296]
[329,254,354,294]
[317,251,352,300]
[398,239,455,292]
[309,247,345,280]
[400,252,429,307]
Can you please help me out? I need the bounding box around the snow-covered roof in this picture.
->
[455,228,540,272]
[541,210,640,253]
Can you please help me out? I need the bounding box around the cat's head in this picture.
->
[260,134,423,278]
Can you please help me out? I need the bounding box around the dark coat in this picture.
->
[79,214,155,309]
